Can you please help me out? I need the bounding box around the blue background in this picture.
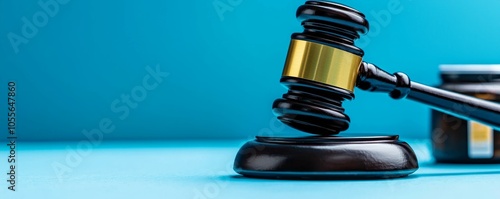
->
[1,0,500,141]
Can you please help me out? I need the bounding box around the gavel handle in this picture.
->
[357,62,500,130]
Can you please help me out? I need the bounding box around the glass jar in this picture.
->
[431,65,500,163]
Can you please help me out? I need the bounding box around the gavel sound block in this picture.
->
[233,1,500,179]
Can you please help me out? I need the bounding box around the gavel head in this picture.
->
[272,1,369,135]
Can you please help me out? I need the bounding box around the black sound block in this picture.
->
[233,135,418,179]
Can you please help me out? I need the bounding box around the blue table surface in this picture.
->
[1,139,500,199]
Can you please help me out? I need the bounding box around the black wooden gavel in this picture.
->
[272,1,500,135]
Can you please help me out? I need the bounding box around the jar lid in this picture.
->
[439,64,500,83]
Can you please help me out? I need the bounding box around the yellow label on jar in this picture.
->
[468,121,494,158]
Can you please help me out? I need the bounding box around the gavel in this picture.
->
[234,1,500,179]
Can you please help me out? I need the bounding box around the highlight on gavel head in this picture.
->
[272,1,369,135]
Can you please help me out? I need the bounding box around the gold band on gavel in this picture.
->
[282,39,363,92]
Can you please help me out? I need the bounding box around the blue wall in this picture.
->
[1,0,500,141]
